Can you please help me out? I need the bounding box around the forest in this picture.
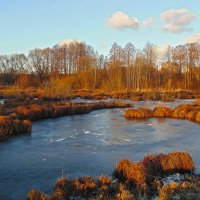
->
[1,41,200,95]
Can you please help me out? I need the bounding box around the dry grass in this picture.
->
[0,116,31,136]
[143,152,194,177]
[98,175,111,187]
[153,106,173,118]
[27,151,196,200]
[124,104,200,126]
[27,190,49,200]
[172,104,195,118]
[72,176,97,196]
[2,100,131,121]
[124,108,153,118]
[52,177,72,200]
[114,152,194,194]
[113,159,147,191]
[159,152,194,174]
[117,184,134,200]
[113,159,134,182]
[158,180,200,200]
[0,100,132,137]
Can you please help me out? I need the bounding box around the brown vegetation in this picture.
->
[153,106,173,118]
[1,41,200,93]
[142,152,194,177]
[0,100,132,138]
[26,151,195,200]
[124,104,200,125]
[158,178,200,200]
[124,108,153,118]
[113,152,194,192]
[0,116,31,136]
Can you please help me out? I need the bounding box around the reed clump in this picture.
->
[113,152,194,193]
[27,151,196,200]
[0,100,132,138]
[0,116,31,136]
[153,106,173,118]
[142,152,194,177]
[27,190,49,200]
[124,108,153,118]
[124,104,200,125]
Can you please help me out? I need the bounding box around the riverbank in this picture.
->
[124,102,200,125]
[0,99,132,138]
[0,86,199,101]
[27,151,199,200]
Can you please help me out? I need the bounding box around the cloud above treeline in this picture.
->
[107,11,155,30]
[107,8,197,34]
[107,11,140,30]
[160,9,196,33]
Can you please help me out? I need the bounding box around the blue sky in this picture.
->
[0,0,200,55]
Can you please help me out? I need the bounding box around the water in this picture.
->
[0,99,199,200]
[0,99,4,104]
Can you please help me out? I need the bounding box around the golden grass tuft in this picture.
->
[117,184,134,200]
[26,151,196,200]
[53,177,71,200]
[113,159,147,191]
[153,106,173,118]
[160,152,195,174]
[123,103,200,125]
[172,104,195,118]
[72,176,97,195]
[98,175,111,187]
[27,190,49,200]
[143,152,194,177]
[124,108,153,118]
[113,159,134,182]
[0,116,32,136]
[114,152,194,193]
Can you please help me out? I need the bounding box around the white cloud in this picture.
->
[58,39,80,46]
[185,33,200,43]
[160,9,196,33]
[163,24,185,33]
[107,11,140,30]
[143,17,154,28]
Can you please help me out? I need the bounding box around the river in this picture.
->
[0,99,199,199]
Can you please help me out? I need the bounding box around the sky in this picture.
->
[0,0,200,55]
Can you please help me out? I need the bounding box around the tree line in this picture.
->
[0,41,200,91]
